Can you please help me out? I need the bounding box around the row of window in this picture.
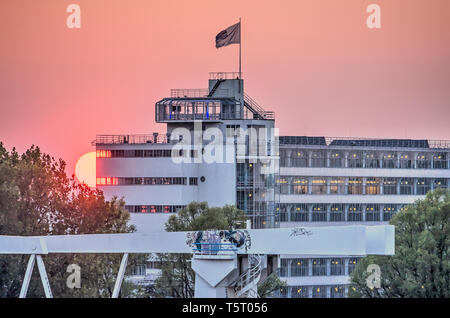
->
[97,177,199,186]
[279,258,359,277]
[280,149,449,169]
[96,149,199,158]
[277,203,406,222]
[125,205,185,214]
[278,285,347,298]
[277,177,448,195]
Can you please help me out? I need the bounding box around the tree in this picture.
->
[257,272,286,298]
[0,143,144,297]
[150,202,247,298]
[349,189,449,298]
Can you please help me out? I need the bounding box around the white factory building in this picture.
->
[94,72,450,298]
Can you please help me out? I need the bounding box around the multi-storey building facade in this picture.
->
[276,137,450,297]
[94,73,450,297]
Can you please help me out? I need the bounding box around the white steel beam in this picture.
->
[36,255,53,298]
[19,254,36,298]
[0,225,394,256]
[112,253,128,298]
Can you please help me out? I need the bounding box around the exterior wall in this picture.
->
[277,144,450,297]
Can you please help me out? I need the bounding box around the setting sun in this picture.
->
[75,151,96,187]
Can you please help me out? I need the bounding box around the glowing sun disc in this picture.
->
[75,151,96,187]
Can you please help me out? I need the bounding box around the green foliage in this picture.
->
[151,201,247,298]
[257,272,286,298]
[0,142,142,297]
[349,189,450,298]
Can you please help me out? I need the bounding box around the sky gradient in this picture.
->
[1,0,449,175]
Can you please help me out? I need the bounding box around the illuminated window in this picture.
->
[417,178,431,195]
[330,258,345,275]
[311,178,326,194]
[383,178,397,194]
[365,178,380,195]
[348,204,362,221]
[292,177,308,194]
[366,204,381,221]
[330,204,344,222]
[330,178,345,194]
[348,178,363,195]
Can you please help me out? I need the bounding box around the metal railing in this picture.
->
[170,89,209,98]
[234,254,262,298]
[323,137,450,149]
[93,134,170,145]
[170,88,232,98]
[209,72,242,80]
[244,93,275,120]
[192,243,238,256]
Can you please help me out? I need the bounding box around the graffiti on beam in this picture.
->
[290,227,313,237]
[186,230,251,254]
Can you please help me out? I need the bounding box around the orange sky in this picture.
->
[1,0,449,175]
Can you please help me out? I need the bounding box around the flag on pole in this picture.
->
[215,22,241,48]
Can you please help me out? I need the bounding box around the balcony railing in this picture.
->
[192,243,237,256]
[209,72,242,80]
[92,134,170,145]
[170,89,208,98]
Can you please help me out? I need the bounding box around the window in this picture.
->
[383,178,397,194]
[399,154,412,169]
[103,177,188,186]
[132,265,146,276]
[433,153,447,169]
[291,204,309,222]
[416,153,431,169]
[383,204,397,221]
[348,178,363,195]
[366,204,380,221]
[96,150,112,158]
[291,151,308,167]
[290,258,309,277]
[329,178,345,194]
[96,177,118,185]
[291,177,308,194]
[312,286,327,298]
[312,259,326,276]
[291,286,309,298]
[330,258,345,275]
[330,285,345,298]
[311,178,326,194]
[348,258,359,274]
[365,178,380,195]
[189,177,198,185]
[330,204,344,222]
[417,178,431,195]
[366,153,380,168]
[400,178,413,194]
[125,205,185,214]
[383,153,397,168]
[329,152,343,168]
[348,204,362,221]
[348,152,363,168]
[434,178,446,189]
[312,204,327,221]
[311,151,326,167]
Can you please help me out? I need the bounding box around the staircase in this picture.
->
[233,254,262,298]
[208,79,226,97]
[243,93,275,120]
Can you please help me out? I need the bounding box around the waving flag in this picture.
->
[215,22,241,48]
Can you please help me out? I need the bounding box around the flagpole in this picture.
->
[239,17,242,79]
